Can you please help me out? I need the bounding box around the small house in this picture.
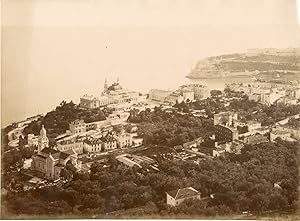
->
[166,187,201,207]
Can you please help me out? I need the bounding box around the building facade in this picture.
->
[179,84,209,100]
[69,119,86,135]
[27,133,39,147]
[243,134,269,145]
[270,130,295,142]
[102,79,139,105]
[100,135,118,151]
[166,187,201,207]
[247,121,262,132]
[83,138,103,153]
[272,126,300,140]
[80,94,101,109]
[83,135,117,153]
[148,89,172,103]
[213,111,238,126]
[215,124,238,142]
[57,139,84,154]
[114,131,132,148]
[31,126,81,180]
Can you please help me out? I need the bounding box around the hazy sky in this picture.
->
[2,0,300,126]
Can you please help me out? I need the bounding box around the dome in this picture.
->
[108,82,123,91]
[40,124,47,138]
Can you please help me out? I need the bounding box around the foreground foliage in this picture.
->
[2,139,298,218]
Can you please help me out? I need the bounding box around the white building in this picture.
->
[114,131,132,148]
[106,111,130,126]
[83,138,103,153]
[253,127,270,135]
[261,91,285,105]
[27,134,39,146]
[86,120,108,131]
[270,130,296,142]
[69,119,86,135]
[102,79,139,105]
[132,137,143,147]
[57,139,84,154]
[148,89,172,103]
[80,79,141,109]
[83,135,117,153]
[166,187,201,207]
[179,84,209,100]
[272,125,300,140]
[247,121,262,132]
[80,94,101,109]
[277,97,298,105]
[213,111,238,126]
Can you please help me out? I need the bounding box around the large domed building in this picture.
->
[80,78,140,109]
[101,78,139,104]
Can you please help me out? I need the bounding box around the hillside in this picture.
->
[187,48,300,83]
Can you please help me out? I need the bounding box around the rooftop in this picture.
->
[81,94,96,100]
[183,141,197,147]
[271,130,291,135]
[40,147,60,155]
[70,119,85,125]
[247,120,261,125]
[254,127,270,131]
[84,138,104,145]
[38,148,73,160]
[167,187,200,200]
[245,134,269,145]
[63,149,77,156]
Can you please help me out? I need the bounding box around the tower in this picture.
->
[38,124,49,152]
[103,78,108,94]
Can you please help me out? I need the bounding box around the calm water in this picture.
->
[3,25,297,127]
[190,76,256,90]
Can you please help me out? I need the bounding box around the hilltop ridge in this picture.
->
[187,48,300,84]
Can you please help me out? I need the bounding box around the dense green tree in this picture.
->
[128,107,214,146]
[23,101,108,139]
[2,139,298,217]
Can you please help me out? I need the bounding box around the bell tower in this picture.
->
[38,124,49,152]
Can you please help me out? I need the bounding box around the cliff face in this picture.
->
[187,48,300,82]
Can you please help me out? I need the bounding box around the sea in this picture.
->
[189,75,256,90]
[3,24,295,127]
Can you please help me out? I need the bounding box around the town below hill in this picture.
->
[1,50,300,218]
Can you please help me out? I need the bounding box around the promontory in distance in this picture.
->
[187,48,300,84]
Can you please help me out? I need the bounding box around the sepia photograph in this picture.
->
[1,0,300,219]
